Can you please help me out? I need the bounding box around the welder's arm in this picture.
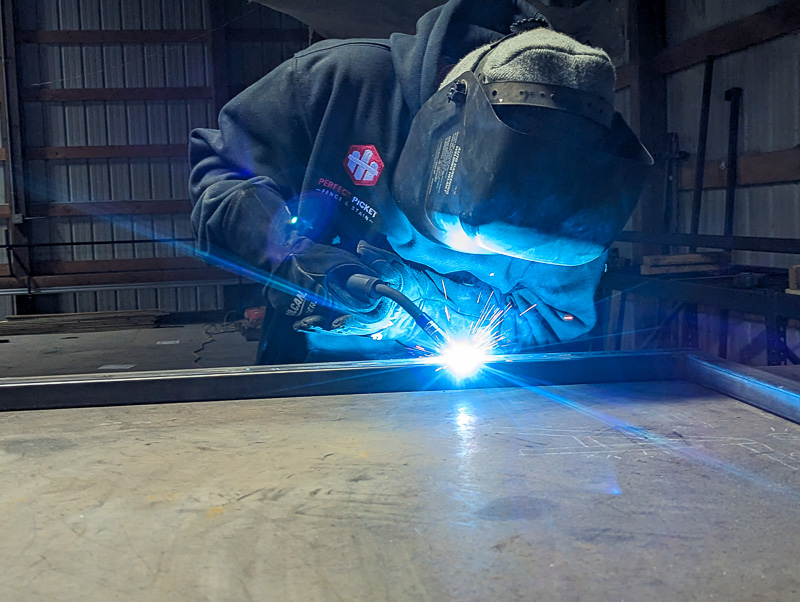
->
[334,244,605,349]
[189,59,310,273]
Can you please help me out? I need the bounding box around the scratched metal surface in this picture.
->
[1,380,799,601]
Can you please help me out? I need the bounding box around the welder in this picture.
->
[189,0,652,363]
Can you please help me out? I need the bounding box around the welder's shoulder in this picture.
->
[293,39,394,91]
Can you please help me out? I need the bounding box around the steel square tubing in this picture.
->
[2,350,800,426]
[1,351,679,411]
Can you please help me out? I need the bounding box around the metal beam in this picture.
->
[602,271,800,317]
[616,231,800,254]
[684,353,800,424]
[0,351,681,411]
[3,350,800,428]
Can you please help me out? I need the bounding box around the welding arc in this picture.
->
[345,274,448,347]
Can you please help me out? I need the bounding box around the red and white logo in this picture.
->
[344,144,384,187]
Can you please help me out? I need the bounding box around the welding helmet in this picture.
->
[393,43,653,266]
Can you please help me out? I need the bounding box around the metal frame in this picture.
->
[2,350,799,426]
[600,272,800,365]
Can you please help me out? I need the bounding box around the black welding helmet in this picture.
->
[393,60,653,266]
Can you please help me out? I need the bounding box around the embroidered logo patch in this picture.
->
[344,144,384,186]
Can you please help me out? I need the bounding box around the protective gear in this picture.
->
[190,0,614,360]
[267,238,385,325]
[393,29,653,267]
[439,27,615,106]
[324,241,531,350]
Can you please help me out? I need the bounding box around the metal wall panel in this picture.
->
[666,33,800,268]
[0,294,13,320]
[15,1,270,314]
[611,7,800,366]
[225,0,307,92]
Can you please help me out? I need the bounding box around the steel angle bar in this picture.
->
[602,272,800,318]
[0,351,682,412]
[616,231,800,255]
[683,352,800,424]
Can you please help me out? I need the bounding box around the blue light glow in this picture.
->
[439,339,489,379]
[455,406,475,428]
[290,216,298,224]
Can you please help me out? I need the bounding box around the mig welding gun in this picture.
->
[256,273,448,365]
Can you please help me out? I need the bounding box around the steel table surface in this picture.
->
[2,371,799,600]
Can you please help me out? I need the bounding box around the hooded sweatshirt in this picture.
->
[189,0,607,353]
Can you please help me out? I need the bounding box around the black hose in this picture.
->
[345,274,448,346]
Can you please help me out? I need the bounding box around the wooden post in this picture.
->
[627,0,668,347]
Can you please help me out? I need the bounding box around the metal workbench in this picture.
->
[1,351,799,600]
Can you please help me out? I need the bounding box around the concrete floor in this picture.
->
[0,324,258,378]
[1,379,799,600]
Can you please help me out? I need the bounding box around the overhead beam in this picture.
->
[18,27,306,46]
[25,144,187,160]
[0,267,239,291]
[17,30,211,44]
[616,231,800,255]
[654,0,800,75]
[27,200,192,217]
[680,146,800,190]
[34,257,209,276]
[21,87,211,102]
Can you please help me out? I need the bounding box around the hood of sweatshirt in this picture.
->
[389,0,549,115]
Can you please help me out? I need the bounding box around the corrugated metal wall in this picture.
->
[223,1,307,94]
[667,30,800,268]
[11,0,305,315]
[617,0,800,365]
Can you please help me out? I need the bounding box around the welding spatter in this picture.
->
[344,273,448,347]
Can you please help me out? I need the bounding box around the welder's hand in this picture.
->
[299,241,419,338]
[344,241,524,349]
[266,238,391,328]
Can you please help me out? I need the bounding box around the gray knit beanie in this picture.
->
[440,28,615,108]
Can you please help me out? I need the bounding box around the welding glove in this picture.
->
[328,242,527,349]
[266,237,395,329]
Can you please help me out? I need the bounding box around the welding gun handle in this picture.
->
[345,273,449,347]
[344,273,384,300]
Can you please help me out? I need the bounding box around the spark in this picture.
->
[429,294,513,379]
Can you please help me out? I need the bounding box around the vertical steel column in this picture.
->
[723,87,742,237]
[628,0,668,348]
[0,0,29,283]
[718,87,742,359]
[689,55,715,253]
[765,289,788,366]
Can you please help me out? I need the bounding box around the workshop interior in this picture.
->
[1,1,800,600]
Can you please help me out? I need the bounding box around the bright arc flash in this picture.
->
[439,339,490,379]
